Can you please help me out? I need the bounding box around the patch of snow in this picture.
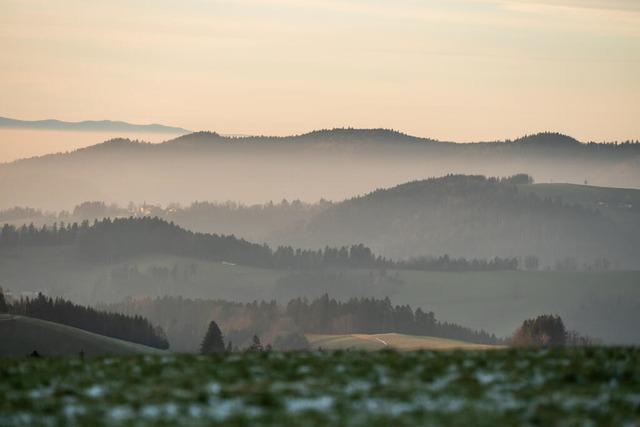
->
[108,405,133,422]
[206,382,221,394]
[286,396,334,413]
[85,385,105,398]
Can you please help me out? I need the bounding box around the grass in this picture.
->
[0,348,638,426]
[306,333,498,351]
[0,315,166,358]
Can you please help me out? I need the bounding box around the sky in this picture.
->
[1,0,639,142]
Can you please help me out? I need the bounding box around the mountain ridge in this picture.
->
[1,129,638,210]
[0,116,190,134]
[4,128,634,166]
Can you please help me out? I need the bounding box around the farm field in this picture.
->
[306,333,498,351]
[1,349,639,426]
[0,315,166,357]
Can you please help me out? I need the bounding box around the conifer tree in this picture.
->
[248,334,263,352]
[200,320,225,354]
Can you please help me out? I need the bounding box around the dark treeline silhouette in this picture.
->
[8,294,169,349]
[0,217,518,271]
[172,129,640,151]
[102,294,499,352]
[0,199,329,244]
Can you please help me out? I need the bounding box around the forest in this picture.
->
[1,173,636,269]
[0,216,519,271]
[101,294,500,352]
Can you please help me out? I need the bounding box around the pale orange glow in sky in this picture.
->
[1,0,639,142]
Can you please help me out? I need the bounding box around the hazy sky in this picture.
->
[1,0,639,142]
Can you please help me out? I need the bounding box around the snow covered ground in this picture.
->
[0,348,638,426]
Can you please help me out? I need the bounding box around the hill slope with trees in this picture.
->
[278,175,640,269]
[1,129,638,210]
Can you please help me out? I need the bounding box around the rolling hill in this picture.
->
[306,333,499,351]
[1,249,639,344]
[0,129,638,210]
[0,314,167,357]
[275,175,640,268]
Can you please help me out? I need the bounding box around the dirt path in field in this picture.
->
[375,337,389,346]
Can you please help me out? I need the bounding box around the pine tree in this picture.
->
[200,321,225,354]
[248,334,263,352]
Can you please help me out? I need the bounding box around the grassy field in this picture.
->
[2,247,640,344]
[307,333,498,351]
[1,349,638,426]
[0,315,166,357]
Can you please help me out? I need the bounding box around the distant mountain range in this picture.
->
[0,129,638,211]
[0,116,190,134]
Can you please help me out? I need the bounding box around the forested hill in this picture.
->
[2,174,639,269]
[0,216,517,271]
[1,129,639,210]
[279,175,640,269]
[37,129,640,154]
[160,128,439,147]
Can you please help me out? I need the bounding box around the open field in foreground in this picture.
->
[306,333,498,351]
[1,349,639,426]
[0,315,166,357]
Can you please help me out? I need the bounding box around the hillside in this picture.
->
[1,130,638,210]
[306,333,498,351]
[277,175,640,268]
[0,314,167,357]
[1,249,639,344]
[1,177,638,269]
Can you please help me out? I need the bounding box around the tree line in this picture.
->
[6,292,169,349]
[286,295,499,345]
[102,294,500,352]
[0,217,518,272]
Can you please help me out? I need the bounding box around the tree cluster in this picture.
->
[511,314,567,347]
